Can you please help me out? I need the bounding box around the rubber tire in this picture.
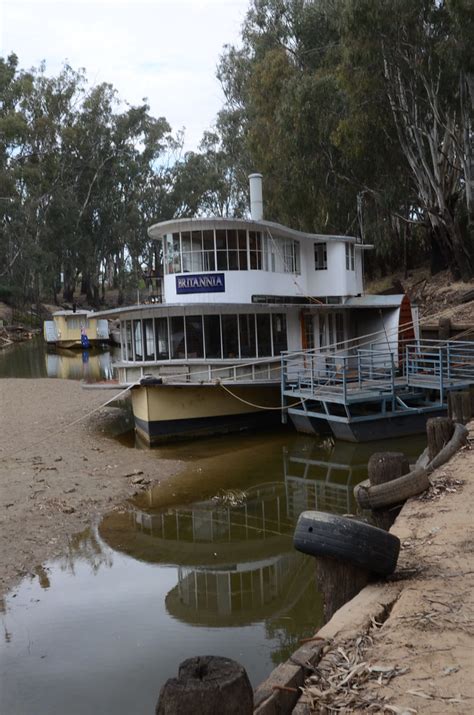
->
[355,467,430,510]
[293,510,400,576]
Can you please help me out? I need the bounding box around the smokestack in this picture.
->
[248,173,263,221]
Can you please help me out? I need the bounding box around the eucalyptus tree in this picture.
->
[340,0,473,278]
[0,55,84,302]
[216,0,374,235]
[216,0,472,277]
[170,110,249,218]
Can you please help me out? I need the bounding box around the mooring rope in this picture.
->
[3,380,140,459]
[217,380,308,411]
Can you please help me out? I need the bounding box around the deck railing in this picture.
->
[282,339,474,403]
[281,347,396,400]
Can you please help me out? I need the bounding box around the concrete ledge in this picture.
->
[253,583,402,714]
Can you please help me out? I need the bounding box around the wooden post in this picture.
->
[314,556,371,624]
[156,656,253,715]
[438,317,451,340]
[427,416,455,460]
[448,391,472,425]
[367,452,409,530]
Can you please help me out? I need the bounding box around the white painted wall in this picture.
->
[163,239,364,304]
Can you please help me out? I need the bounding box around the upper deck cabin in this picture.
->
[148,174,370,306]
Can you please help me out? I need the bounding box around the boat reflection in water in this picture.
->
[100,481,317,637]
[45,347,115,381]
[284,437,375,518]
[99,435,411,647]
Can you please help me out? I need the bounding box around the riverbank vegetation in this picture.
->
[0,0,472,309]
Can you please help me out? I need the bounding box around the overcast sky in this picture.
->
[0,0,249,151]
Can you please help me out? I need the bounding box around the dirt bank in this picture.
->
[254,426,474,714]
[0,378,183,599]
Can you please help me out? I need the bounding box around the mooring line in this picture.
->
[2,381,139,460]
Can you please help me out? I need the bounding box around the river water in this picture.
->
[0,339,426,714]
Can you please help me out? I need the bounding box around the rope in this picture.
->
[217,381,308,411]
[264,226,324,304]
[123,299,465,384]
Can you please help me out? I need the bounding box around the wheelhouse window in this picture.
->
[314,243,327,270]
[249,231,262,269]
[345,243,355,271]
[162,229,301,275]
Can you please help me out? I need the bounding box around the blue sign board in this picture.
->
[176,273,225,294]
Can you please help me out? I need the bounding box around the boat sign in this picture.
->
[176,273,225,294]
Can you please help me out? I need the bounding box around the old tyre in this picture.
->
[293,510,400,576]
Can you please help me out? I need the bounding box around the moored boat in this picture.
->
[43,309,110,349]
[90,174,415,445]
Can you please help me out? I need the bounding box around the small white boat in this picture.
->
[43,309,110,349]
[91,174,415,445]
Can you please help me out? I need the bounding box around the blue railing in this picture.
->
[281,339,474,404]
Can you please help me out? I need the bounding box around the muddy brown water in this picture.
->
[0,342,426,714]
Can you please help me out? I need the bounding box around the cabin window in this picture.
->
[125,311,287,361]
[239,315,256,357]
[204,315,221,358]
[222,315,239,358]
[272,314,288,354]
[144,318,155,360]
[303,314,314,351]
[281,239,300,274]
[345,243,355,271]
[124,321,133,361]
[314,243,327,270]
[133,320,143,360]
[335,313,345,349]
[186,315,204,358]
[256,314,271,356]
[154,317,169,360]
[170,316,186,358]
[318,314,327,349]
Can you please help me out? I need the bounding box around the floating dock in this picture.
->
[281,339,474,441]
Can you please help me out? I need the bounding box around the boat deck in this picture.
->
[281,340,474,440]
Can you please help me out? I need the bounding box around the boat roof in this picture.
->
[148,216,361,245]
[52,309,91,317]
[91,295,407,320]
[345,295,406,308]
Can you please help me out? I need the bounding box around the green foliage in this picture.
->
[216,0,473,278]
[0,55,179,307]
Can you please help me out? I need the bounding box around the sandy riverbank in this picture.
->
[0,378,184,598]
